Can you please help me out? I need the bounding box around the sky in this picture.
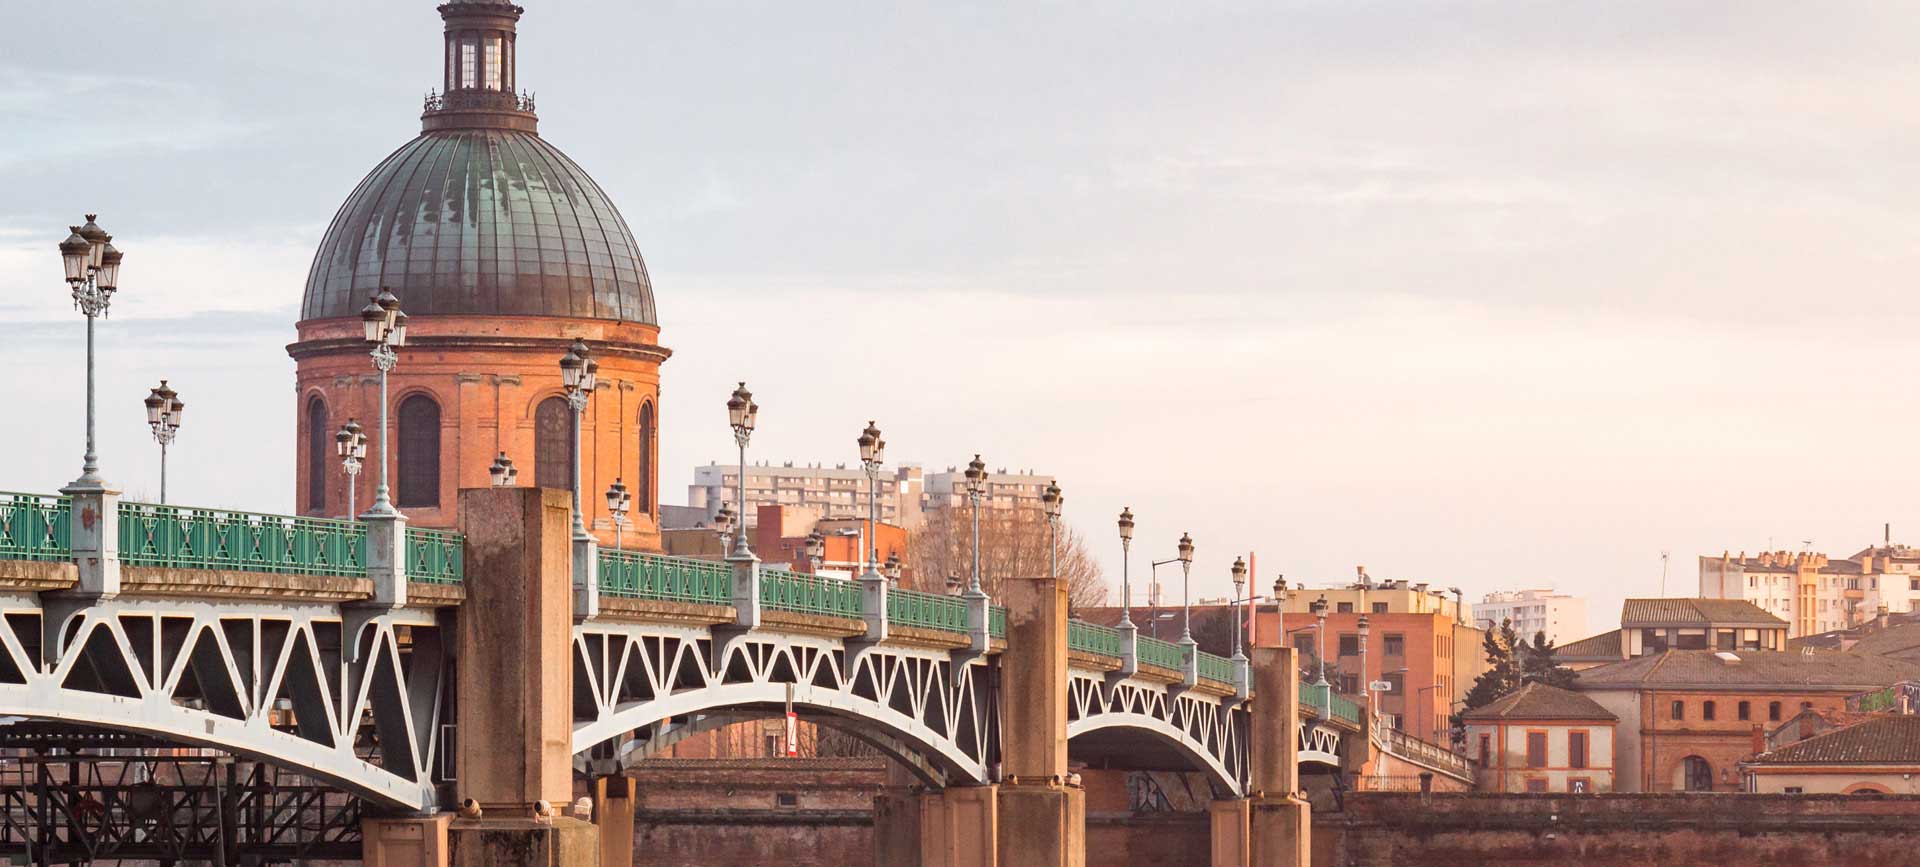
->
[7,1,1920,637]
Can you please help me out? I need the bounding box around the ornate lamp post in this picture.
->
[726,382,758,558]
[713,504,735,552]
[357,289,407,516]
[143,381,184,504]
[1177,532,1195,643]
[58,215,122,488]
[804,529,825,574]
[1309,595,1329,686]
[1230,555,1248,660]
[487,452,518,487]
[606,478,632,550]
[559,340,598,541]
[963,455,988,596]
[1359,611,1373,716]
[1117,508,1135,627]
[857,421,885,579]
[1041,482,1063,580]
[335,419,368,517]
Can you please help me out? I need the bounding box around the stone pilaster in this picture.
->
[997,574,1083,867]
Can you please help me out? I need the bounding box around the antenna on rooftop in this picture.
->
[1660,550,1670,597]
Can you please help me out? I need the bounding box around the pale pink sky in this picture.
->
[6,2,1920,636]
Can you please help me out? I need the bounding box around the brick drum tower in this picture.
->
[289,0,667,551]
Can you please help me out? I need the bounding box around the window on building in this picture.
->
[1384,634,1405,656]
[1337,602,1354,614]
[1671,700,1684,721]
[1569,730,1588,769]
[1702,700,1716,721]
[1525,779,1548,793]
[535,396,572,490]
[1569,778,1590,794]
[636,401,655,513]
[1910,578,1918,592]
[396,395,440,508]
[1738,701,1751,721]
[1293,634,1314,654]
[1372,602,1388,614]
[1681,756,1714,792]
[1526,731,1547,768]
[1338,635,1360,657]
[1384,672,1404,695]
[460,38,477,89]
[775,792,798,808]
[306,397,328,513]
[484,36,502,90]
[1716,631,1736,651]
[1769,701,1782,721]
[1478,734,1491,766]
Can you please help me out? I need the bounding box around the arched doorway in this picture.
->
[1680,755,1713,791]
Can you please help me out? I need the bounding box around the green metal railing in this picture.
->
[1136,635,1185,671]
[887,587,969,634]
[0,492,71,563]
[1067,619,1124,657]
[760,568,864,619]
[989,606,1007,639]
[406,527,465,585]
[1299,681,1362,725]
[1196,650,1236,685]
[118,502,366,578]
[599,550,732,604]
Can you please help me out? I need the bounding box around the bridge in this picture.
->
[0,484,1456,866]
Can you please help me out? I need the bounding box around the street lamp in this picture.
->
[1177,532,1195,643]
[1042,482,1063,580]
[358,288,406,516]
[1117,507,1135,627]
[606,478,632,550]
[713,504,735,551]
[1308,596,1329,686]
[487,452,517,488]
[58,215,122,488]
[963,455,988,596]
[1359,612,1373,718]
[143,380,183,504]
[726,382,757,558]
[1230,555,1248,660]
[336,419,368,517]
[559,340,597,542]
[857,420,885,579]
[804,529,825,574]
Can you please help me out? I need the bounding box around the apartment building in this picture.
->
[687,462,923,530]
[1699,543,1920,637]
[1477,589,1587,646]
[1254,580,1486,746]
[1557,598,1789,670]
[919,465,1055,513]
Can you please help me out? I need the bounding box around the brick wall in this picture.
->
[1316,792,1920,867]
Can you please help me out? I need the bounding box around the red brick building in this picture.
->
[1573,649,1920,792]
[288,0,667,551]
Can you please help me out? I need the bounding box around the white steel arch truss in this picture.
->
[570,623,997,785]
[1065,671,1250,796]
[0,595,445,811]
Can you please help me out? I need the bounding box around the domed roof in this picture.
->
[302,128,656,325]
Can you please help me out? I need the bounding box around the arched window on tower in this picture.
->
[536,396,573,490]
[397,395,441,508]
[306,397,328,514]
[637,401,655,514]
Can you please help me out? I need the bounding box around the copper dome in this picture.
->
[301,128,655,325]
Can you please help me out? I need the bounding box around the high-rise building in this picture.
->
[687,462,922,530]
[1476,590,1587,646]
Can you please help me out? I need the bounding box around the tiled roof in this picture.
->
[1750,716,1920,765]
[1575,650,1920,691]
[1620,598,1787,627]
[1557,629,1621,660]
[1462,682,1616,721]
[1848,623,1920,658]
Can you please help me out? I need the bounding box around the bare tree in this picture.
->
[905,506,1109,610]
